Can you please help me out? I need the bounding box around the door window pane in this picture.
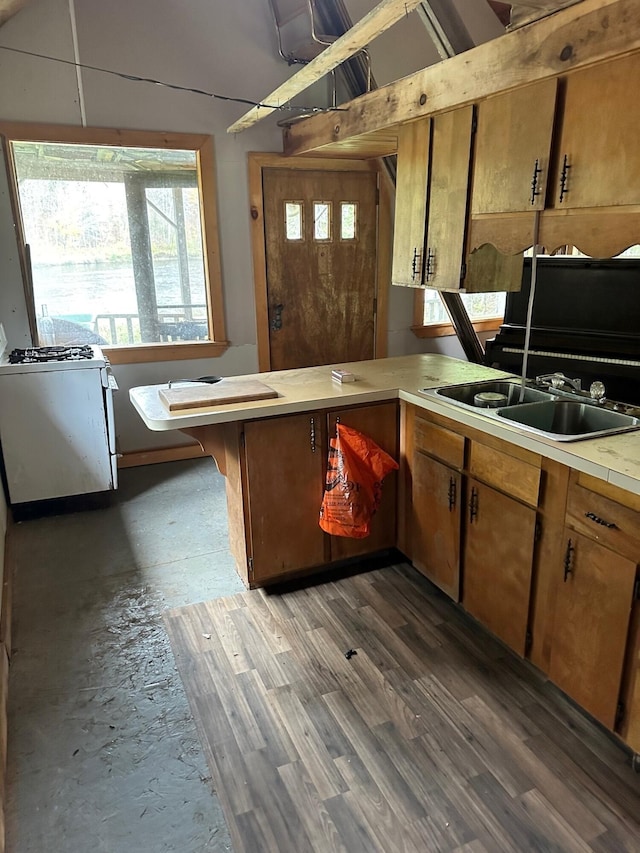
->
[340,202,357,240]
[12,141,210,347]
[313,201,332,241]
[285,202,303,241]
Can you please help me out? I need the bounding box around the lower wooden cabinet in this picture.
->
[412,451,462,600]
[328,403,398,562]
[244,411,328,584]
[239,402,398,585]
[462,478,537,656]
[547,529,637,729]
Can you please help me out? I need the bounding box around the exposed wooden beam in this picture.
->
[227,0,423,134]
[0,0,30,26]
[283,0,638,157]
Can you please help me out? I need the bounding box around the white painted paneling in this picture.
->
[0,367,113,502]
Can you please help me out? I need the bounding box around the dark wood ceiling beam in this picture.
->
[283,0,635,157]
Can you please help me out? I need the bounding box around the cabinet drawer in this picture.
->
[469,442,541,507]
[414,416,465,469]
[566,481,640,562]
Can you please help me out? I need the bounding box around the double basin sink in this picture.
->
[422,379,640,442]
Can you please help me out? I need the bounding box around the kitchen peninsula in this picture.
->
[131,354,640,754]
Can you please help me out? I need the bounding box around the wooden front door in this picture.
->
[262,167,378,370]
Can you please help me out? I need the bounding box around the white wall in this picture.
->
[0,0,502,453]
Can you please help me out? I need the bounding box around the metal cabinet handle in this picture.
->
[411,248,422,281]
[530,158,543,206]
[425,247,435,282]
[559,154,571,203]
[310,417,316,453]
[563,538,574,582]
[584,511,617,529]
[448,476,456,512]
[469,486,478,523]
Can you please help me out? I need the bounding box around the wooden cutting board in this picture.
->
[159,379,278,411]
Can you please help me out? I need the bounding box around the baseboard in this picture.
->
[118,444,206,469]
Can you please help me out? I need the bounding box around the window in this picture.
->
[420,288,506,331]
[285,202,304,241]
[340,202,357,240]
[313,201,331,241]
[4,125,227,363]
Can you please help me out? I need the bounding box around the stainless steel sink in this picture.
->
[420,378,640,442]
[426,379,555,411]
[495,400,640,441]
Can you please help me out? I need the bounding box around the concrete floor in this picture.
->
[6,458,245,853]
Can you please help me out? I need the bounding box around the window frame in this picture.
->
[1,122,228,364]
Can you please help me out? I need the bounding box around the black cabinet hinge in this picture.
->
[634,576,640,601]
[460,262,467,281]
[525,629,533,656]
[240,430,245,448]
[534,519,542,542]
[373,296,378,316]
[615,701,625,730]
[471,110,478,134]
[248,556,254,577]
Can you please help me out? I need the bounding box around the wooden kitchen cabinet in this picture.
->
[548,530,637,730]
[462,477,537,656]
[391,119,431,287]
[410,416,465,600]
[543,472,640,736]
[424,106,474,292]
[468,78,558,257]
[539,52,640,256]
[243,411,328,584]
[328,402,399,561]
[550,54,640,211]
[236,401,399,586]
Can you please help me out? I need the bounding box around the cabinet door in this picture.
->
[244,412,327,583]
[463,478,536,655]
[391,119,431,287]
[553,53,640,210]
[424,106,474,291]
[411,451,461,600]
[472,78,557,217]
[549,530,636,729]
[328,402,398,561]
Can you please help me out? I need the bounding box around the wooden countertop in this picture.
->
[130,354,640,496]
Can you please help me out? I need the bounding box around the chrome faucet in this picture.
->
[536,372,582,393]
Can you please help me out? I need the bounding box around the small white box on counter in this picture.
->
[332,369,356,383]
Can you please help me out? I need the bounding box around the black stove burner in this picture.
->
[9,345,94,364]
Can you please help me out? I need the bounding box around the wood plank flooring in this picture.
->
[165,564,640,852]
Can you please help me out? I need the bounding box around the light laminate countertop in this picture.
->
[130,354,640,496]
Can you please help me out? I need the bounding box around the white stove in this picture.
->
[0,329,118,504]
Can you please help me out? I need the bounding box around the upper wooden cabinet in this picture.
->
[551,53,640,211]
[391,119,430,287]
[540,53,640,256]
[391,105,531,293]
[468,78,558,257]
[424,106,475,291]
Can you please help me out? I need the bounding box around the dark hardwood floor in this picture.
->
[165,564,640,852]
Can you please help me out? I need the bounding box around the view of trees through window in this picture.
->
[12,141,209,347]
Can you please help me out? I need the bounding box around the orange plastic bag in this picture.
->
[319,423,399,539]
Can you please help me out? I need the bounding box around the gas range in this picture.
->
[9,345,95,364]
[0,342,106,374]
